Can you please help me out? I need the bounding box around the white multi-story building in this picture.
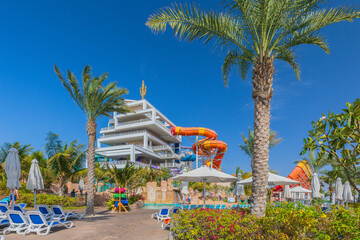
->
[95,99,183,170]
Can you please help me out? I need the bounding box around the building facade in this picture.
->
[95,99,183,171]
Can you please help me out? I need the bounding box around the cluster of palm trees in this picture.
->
[0,133,172,202]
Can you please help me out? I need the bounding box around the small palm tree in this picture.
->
[48,140,85,196]
[295,151,329,174]
[146,1,360,216]
[239,127,282,160]
[55,64,131,215]
[0,142,33,162]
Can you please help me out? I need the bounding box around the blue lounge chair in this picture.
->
[0,204,9,216]
[50,205,83,221]
[151,208,170,222]
[209,205,215,209]
[182,205,189,210]
[221,205,226,209]
[3,210,28,235]
[171,207,180,214]
[215,205,221,209]
[14,204,26,214]
[36,205,53,220]
[26,211,73,236]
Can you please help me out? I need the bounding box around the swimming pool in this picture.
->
[142,203,181,209]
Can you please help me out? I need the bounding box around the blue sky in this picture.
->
[0,0,360,176]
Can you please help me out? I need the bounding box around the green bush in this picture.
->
[172,203,360,240]
[17,193,83,208]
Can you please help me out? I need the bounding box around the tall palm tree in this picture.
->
[294,151,329,174]
[54,64,131,214]
[48,140,85,196]
[239,127,282,160]
[146,1,360,216]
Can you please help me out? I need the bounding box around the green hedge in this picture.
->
[172,203,360,239]
[18,193,84,208]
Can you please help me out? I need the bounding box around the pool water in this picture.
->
[142,203,181,209]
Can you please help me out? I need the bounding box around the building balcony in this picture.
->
[160,161,181,168]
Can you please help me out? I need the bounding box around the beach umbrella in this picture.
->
[237,172,300,186]
[343,181,353,203]
[26,159,44,210]
[335,178,343,204]
[284,185,291,199]
[173,166,236,208]
[4,148,21,209]
[311,173,322,199]
[78,177,85,196]
[235,173,245,197]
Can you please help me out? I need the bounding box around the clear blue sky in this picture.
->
[0,0,359,176]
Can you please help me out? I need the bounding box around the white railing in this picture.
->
[151,145,172,151]
[99,130,147,139]
[101,126,115,131]
[99,160,149,168]
[160,162,180,168]
[119,118,150,125]
[157,153,180,159]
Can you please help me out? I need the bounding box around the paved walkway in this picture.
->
[2,208,169,240]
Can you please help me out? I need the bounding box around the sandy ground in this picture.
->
[1,208,169,240]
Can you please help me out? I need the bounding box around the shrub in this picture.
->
[172,203,360,240]
[17,193,83,208]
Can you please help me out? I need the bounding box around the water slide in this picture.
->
[171,127,227,170]
[274,161,312,191]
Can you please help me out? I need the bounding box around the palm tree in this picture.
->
[48,140,85,196]
[294,151,329,174]
[146,1,360,216]
[0,142,33,162]
[54,64,131,215]
[45,131,62,159]
[239,127,282,160]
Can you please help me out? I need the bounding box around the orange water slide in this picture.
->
[274,161,312,191]
[171,127,227,170]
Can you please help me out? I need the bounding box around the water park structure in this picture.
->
[274,161,312,192]
[171,127,227,170]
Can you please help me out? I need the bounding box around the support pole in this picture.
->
[203,180,206,209]
[196,136,199,169]
[34,189,37,210]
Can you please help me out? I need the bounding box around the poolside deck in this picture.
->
[2,208,168,240]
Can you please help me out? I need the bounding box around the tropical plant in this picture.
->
[303,99,360,195]
[0,142,33,162]
[47,140,86,196]
[146,0,360,216]
[239,127,282,160]
[294,151,329,174]
[54,64,132,215]
[107,161,145,196]
[45,131,62,159]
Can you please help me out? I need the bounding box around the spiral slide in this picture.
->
[274,161,312,191]
[171,127,227,170]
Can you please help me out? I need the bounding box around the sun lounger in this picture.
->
[215,205,221,209]
[189,205,197,210]
[36,205,54,220]
[0,204,9,217]
[13,204,26,214]
[220,205,226,209]
[161,217,172,230]
[171,207,180,214]
[209,205,215,209]
[26,211,73,236]
[3,210,29,235]
[182,205,189,210]
[151,208,170,222]
[50,205,83,221]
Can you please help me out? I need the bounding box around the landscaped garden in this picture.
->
[172,203,360,239]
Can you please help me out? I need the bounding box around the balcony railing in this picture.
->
[101,126,115,131]
[99,130,147,139]
[157,153,180,159]
[118,118,151,125]
[99,160,150,169]
[160,162,180,168]
[151,145,172,151]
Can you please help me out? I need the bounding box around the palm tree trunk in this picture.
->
[86,120,97,215]
[250,56,274,217]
